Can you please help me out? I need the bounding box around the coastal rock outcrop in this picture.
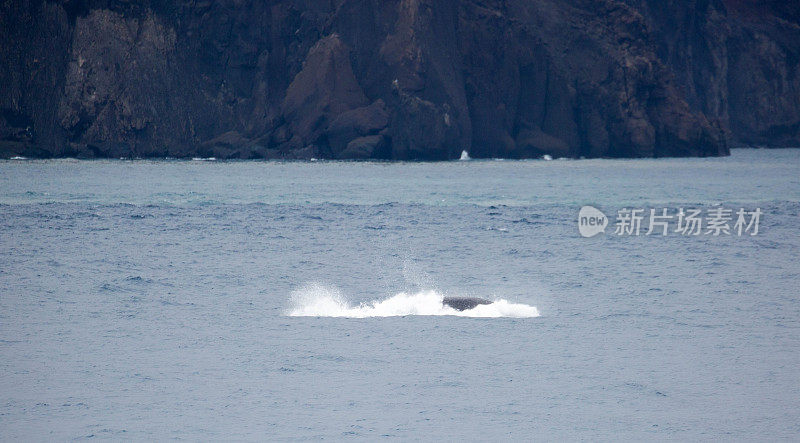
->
[2,0,790,159]
[623,0,800,147]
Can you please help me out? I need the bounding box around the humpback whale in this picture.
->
[442,296,493,311]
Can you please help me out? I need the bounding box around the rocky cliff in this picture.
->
[1,0,790,160]
[624,0,800,148]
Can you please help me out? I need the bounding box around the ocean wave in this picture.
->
[287,283,539,318]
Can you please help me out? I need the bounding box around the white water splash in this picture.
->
[287,283,539,318]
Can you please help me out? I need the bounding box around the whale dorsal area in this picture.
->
[442,296,492,311]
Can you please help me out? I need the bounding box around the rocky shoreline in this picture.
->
[1,1,797,160]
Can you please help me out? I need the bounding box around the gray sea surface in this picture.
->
[1,149,799,440]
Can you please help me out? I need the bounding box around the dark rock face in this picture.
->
[1,1,71,157]
[327,100,389,157]
[623,0,800,147]
[11,0,796,160]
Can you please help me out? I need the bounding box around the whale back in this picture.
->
[442,296,492,311]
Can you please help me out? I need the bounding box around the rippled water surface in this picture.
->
[1,149,799,440]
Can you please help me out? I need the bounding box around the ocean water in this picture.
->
[1,149,799,440]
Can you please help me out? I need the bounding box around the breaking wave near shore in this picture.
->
[287,283,540,318]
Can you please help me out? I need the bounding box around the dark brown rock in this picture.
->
[623,0,800,147]
[326,100,389,156]
[199,131,269,159]
[281,34,369,153]
[339,135,387,160]
[390,91,462,160]
[56,9,180,158]
[12,0,797,159]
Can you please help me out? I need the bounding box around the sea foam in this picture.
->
[287,283,539,318]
